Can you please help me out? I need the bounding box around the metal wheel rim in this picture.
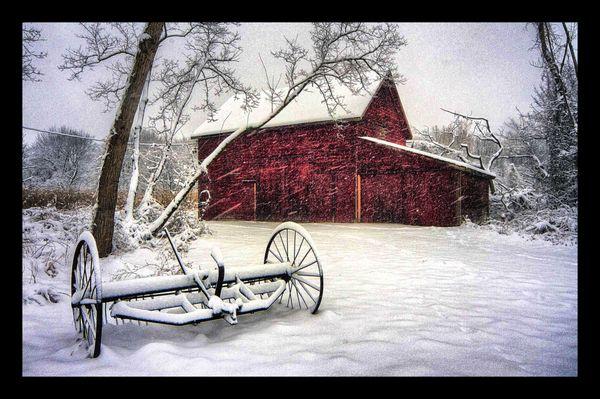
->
[71,239,103,357]
[264,226,323,314]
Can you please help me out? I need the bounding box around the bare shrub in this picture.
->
[22,186,198,211]
[23,187,96,210]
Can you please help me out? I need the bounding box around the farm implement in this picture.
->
[70,222,324,357]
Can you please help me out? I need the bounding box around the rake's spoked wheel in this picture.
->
[264,222,323,314]
[71,231,103,358]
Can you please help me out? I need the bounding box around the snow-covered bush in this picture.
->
[23,284,64,305]
[22,205,212,304]
[24,126,101,190]
[22,207,92,304]
[23,187,97,210]
[118,196,211,250]
[488,196,577,245]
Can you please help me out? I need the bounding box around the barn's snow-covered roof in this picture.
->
[190,80,386,138]
[359,136,495,179]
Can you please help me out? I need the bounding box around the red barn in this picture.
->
[191,77,494,226]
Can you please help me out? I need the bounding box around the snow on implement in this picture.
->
[70,222,324,358]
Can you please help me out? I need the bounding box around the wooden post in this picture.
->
[252,181,257,221]
[455,171,462,226]
[355,174,362,222]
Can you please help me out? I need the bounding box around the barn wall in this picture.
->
[195,81,491,226]
[356,142,462,226]
[198,121,359,222]
[460,173,490,223]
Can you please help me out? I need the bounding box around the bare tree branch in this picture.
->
[561,22,578,78]
[147,22,408,235]
[22,25,47,82]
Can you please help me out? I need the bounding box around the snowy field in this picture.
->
[22,218,577,376]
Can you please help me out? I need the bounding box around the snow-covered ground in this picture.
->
[22,217,577,376]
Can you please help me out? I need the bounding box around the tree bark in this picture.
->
[561,22,577,79]
[138,74,196,212]
[91,22,164,257]
[125,65,153,222]
[537,23,577,130]
[537,23,578,206]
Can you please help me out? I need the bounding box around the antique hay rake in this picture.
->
[70,222,324,358]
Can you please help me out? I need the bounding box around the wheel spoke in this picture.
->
[292,275,320,292]
[77,247,84,289]
[272,240,284,262]
[292,237,305,265]
[278,232,288,261]
[293,231,296,265]
[292,278,304,309]
[294,270,321,277]
[81,307,96,340]
[82,246,91,295]
[297,247,314,269]
[90,259,96,299]
[81,263,93,298]
[292,279,308,309]
[295,278,317,304]
[286,230,290,261]
[82,245,87,285]
[286,281,292,308]
[293,259,318,273]
[268,249,283,263]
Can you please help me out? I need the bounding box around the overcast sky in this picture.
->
[22,23,548,144]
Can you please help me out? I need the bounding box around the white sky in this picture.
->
[22,23,550,144]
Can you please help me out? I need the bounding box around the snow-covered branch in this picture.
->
[136,23,257,211]
[147,22,407,235]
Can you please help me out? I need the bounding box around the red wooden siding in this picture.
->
[361,82,412,145]
[196,80,492,226]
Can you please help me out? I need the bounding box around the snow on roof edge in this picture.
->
[190,115,362,138]
[359,136,496,179]
[190,77,394,139]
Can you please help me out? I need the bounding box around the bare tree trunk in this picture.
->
[537,23,577,130]
[537,22,578,206]
[124,120,141,222]
[139,144,170,209]
[91,22,164,257]
[125,66,153,222]
[138,76,196,211]
[561,22,578,78]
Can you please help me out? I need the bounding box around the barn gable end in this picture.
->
[360,80,412,145]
